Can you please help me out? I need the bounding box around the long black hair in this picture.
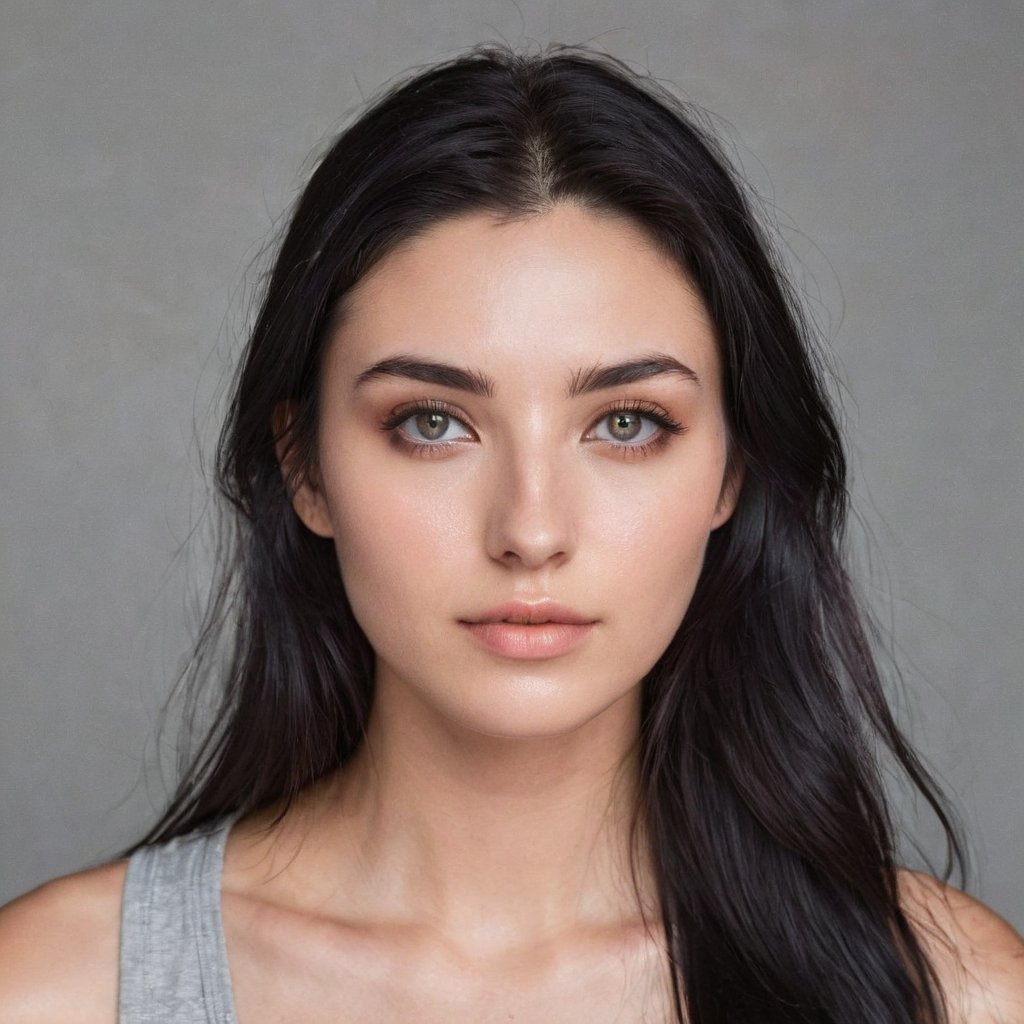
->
[139,42,963,1023]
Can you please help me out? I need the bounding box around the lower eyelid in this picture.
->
[598,431,674,458]
[388,430,472,457]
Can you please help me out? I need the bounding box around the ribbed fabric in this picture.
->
[118,816,239,1023]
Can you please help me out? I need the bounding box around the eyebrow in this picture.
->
[354,356,495,396]
[353,352,701,398]
[566,354,701,397]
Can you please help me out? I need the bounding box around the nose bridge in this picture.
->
[485,425,575,569]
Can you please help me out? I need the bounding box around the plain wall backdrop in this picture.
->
[2,0,1021,930]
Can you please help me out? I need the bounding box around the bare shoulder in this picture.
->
[898,869,1024,1023]
[0,860,126,1023]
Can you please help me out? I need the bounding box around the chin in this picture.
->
[420,670,642,744]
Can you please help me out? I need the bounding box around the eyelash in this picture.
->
[380,399,471,459]
[589,399,686,458]
[379,398,685,460]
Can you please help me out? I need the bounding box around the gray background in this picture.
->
[2,0,1021,929]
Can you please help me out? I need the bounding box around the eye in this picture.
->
[591,409,662,446]
[382,400,475,450]
[403,409,472,443]
[586,401,684,453]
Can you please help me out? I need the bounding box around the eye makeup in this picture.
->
[584,398,685,460]
[379,398,477,457]
[379,394,687,461]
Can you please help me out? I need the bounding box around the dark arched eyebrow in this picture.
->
[353,352,701,397]
[354,356,495,396]
[566,354,701,396]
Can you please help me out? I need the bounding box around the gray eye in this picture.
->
[594,411,659,445]
[414,410,450,441]
[610,412,642,441]
[402,409,473,443]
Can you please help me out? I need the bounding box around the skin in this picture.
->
[0,204,1021,1022]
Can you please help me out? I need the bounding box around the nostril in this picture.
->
[497,547,569,570]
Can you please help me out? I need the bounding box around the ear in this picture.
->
[272,401,334,539]
[710,449,745,530]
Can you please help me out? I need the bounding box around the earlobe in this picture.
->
[291,484,335,540]
[272,401,335,539]
[711,452,745,530]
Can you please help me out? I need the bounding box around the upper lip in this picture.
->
[463,600,597,625]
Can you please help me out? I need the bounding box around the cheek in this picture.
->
[322,457,471,621]
[588,450,726,556]
[586,456,724,628]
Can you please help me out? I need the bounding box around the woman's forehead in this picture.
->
[327,205,721,389]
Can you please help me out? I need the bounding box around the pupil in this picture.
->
[611,412,641,441]
[416,411,448,440]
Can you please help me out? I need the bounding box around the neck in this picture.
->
[251,673,658,956]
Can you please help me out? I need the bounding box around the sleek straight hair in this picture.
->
[139,42,962,1023]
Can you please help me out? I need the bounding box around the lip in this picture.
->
[459,600,597,660]
[462,600,597,626]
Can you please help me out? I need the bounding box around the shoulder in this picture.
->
[897,869,1024,1023]
[0,860,126,1023]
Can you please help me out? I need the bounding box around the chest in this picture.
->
[222,897,675,1024]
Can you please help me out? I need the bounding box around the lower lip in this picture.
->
[460,621,596,659]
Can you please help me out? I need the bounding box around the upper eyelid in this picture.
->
[386,399,476,435]
[587,397,675,418]
[584,399,683,431]
[388,397,676,420]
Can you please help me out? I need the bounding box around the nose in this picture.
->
[483,441,575,571]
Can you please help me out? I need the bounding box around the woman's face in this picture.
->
[289,204,740,739]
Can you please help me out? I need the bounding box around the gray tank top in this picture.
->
[118,815,240,1023]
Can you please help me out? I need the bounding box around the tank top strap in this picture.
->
[118,814,240,1024]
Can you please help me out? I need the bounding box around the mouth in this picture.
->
[459,601,597,660]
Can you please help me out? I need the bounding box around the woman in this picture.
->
[0,42,1020,1023]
